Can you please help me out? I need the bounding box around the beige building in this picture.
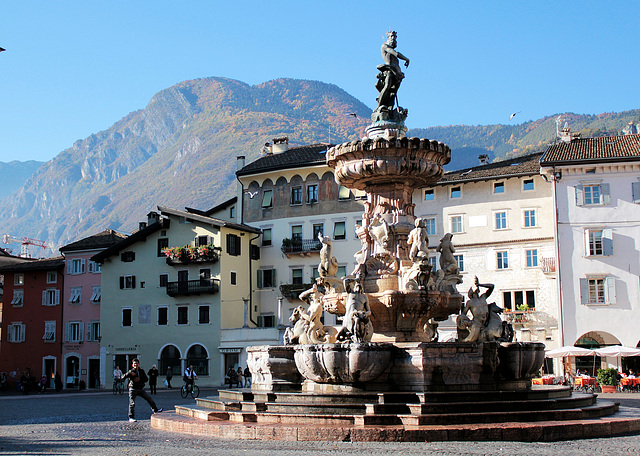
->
[93,204,260,388]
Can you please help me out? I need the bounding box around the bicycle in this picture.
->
[180,381,199,398]
[113,378,124,395]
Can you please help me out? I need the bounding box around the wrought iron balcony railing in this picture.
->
[281,238,322,255]
[541,257,556,274]
[166,278,220,297]
[279,283,315,300]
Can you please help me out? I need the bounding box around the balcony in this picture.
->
[281,238,322,256]
[541,257,556,274]
[163,245,221,266]
[504,310,536,327]
[166,278,220,297]
[279,283,314,300]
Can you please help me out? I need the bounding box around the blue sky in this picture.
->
[1,1,638,163]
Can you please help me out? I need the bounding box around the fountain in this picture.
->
[152,32,639,441]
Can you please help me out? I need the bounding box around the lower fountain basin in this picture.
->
[294,343,392,384]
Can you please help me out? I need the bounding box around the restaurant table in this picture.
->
[532,376,555,385]
[574,377,596,389]
[620,377,640,391]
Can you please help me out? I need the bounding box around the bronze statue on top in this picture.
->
[372,30,410,124]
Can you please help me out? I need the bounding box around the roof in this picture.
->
[436,152,543,185]
[91,218,169,263]
[541,134,640,165]
[0,256,65,273]
[236,144,332,177]
[59,229,128,253]
[158,206,260,234]
[186,197,238,217]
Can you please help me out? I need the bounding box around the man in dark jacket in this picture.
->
[122,358,163,422]
[147,365,159,394]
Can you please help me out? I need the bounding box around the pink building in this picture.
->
[59,230,126,389]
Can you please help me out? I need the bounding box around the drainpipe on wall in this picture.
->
[247,233,260,326]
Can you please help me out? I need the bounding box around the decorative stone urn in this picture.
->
[293,343,392,385]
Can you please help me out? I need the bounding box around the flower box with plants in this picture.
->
[163,244,221,264]
[596,367,619,393]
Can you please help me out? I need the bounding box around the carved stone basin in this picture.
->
[497,342,546,381]
[293,343,392,384]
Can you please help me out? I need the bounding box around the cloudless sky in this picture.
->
[1,1,639,163]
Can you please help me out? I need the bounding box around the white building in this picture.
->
[540,131,640,375]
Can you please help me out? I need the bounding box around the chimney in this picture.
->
[271,136,289,154]
[236,155,245,171]
[478,154,489,165]
[147,211,160,225]
[559,122,572,143]
[138,222,147,231]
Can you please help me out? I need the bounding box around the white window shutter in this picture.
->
[20,324,25,342]
[42,290,47,306]
[584,230,590,256]
[81,259,86,273]
[579,278,589,305]
[67,261,72,274]
[602,229,614,256]
[65,323,71,342]
[605,277,616,304]
[79,323,84,341]
[601,183,611,205]
[55,289,60,305]
[7,326,14,343]
[575,185,584,206]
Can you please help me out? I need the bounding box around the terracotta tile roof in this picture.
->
[236,144,332,176]
[0,256,64,273]
[59,229,128,253]
[91,219,169,263]
[541,134,640,165]
[436,152,543,185]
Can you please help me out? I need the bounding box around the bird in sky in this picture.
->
[0,47,6,53]
[509,111,521,121]
[245,191,259,199]
[347,112,358,119]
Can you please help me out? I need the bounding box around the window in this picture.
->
[333,221,346,240]
[493,182,505,194]
[312,267,320,280]
[262,229,272,246]
[450,215,463,234]
[292,268,303,285]
[497,251,509,269]
[354,189,367,200]
[428,257,437,271]
[47,271,57,283]
[503,290,536,311]
[230,271,237,285]
[230,205,236,219]
[69,287,82,304]
[177,306,189,325]
[159,274,168,287]
[585,229,613,256]
[580,277,616,305]
[7,323,26,343]
[67,259,86,275]
[523,179,534,191]
[337,266,347,278]
[157,238,169,257]
[157,307,168,326]
[11,289,24,306]
[198,305,210,324]
[523,209,536,228]
[119,275,136,289]
[313,223,324,239]
[14,273,24,285]
[257,269,276,288]
[291,225,303,241]
[186,344,209,376]
[525,249,538,268]
[43,321,56,342]
[494,211,507,230]
[121,251,135,262]
[88,260,101,273]
[338,186,351,200]
[291,186,303,205]
[575,183,610,206]
[307,184,319,204]
[88,321,100,342]
[122,308,132,327]
[259,315,275,328]
[66,321,84,342]
[424,189,435,201]
[91,286,101,303]
[454,254,464,272]
[425,217,437,236]
[261,189,273,208]
[450,186,461,198]
[226,233,241,256]
[195,235,210,247]
[42,289,60,306]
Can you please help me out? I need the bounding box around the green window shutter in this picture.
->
[579,278,589,305]
[605,276,616,304]
[257,270,263,288]
[575,185,584,206]
[272,268,276,285]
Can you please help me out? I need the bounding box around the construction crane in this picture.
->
[2,234,47,258]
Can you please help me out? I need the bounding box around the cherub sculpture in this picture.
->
[338,275,373,343]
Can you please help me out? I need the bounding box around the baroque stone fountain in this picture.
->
[153,32,633,442]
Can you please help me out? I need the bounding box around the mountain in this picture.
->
[0,160,44,201]
[0,76,638,255]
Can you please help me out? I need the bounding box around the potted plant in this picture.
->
[596,367,619,393]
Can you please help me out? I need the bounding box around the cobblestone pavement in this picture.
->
[1,390,640,455]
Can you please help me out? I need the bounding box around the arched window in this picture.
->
[159,345,181,377]
[186,344,209,376]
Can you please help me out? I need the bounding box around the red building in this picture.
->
[0,257,65,390]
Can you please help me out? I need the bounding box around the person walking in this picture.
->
[147,365,159,394]
[244,366,252,388]
[165,367,173,389]
[122,358,163,422]
[237,366,244,388]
